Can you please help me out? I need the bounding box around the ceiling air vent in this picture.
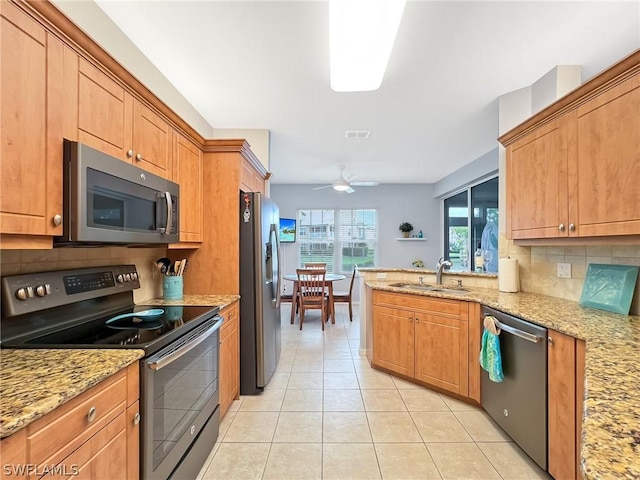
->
[345,130,370,139]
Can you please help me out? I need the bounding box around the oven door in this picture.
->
[142,317,222,480]
[62,139,179,244]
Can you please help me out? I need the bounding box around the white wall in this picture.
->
[270,184,441,294]
[432,148,499,199]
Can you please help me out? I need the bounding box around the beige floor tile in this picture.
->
[292,356,324,372]
[275,359,293,373]
[362,389,407,411]
[391,376,421,389]
[453,410,511,442]
[263,443,322,480]
[399,388,450,411]
[323,412,372,443]
[367,411,422,443]
[356,370,397,389]
[217,410,237,441]
[477,442,550,479]
[323,389,365,411]
[324,358,356,371]
[439,393,481,412]
[265,372,290,390]
[222,411,279,442]
[288,372,324,389]
[239,389,285,411]
[226,398,243,413]
[411,411,473,443]
[353,356,373,371]
[324,372,359,389]
[323,347,353,359]
[323,443,382,480]
[375,443,442,480]
[202,443,270,480]
[426,443,501,480]
[282,389,323,411]
[273,411,323,442]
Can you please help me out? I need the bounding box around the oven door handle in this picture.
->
[147,318,223,371]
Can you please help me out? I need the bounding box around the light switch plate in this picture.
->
[557,262,572,278]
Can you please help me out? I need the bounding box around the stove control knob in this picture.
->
[45,284,52,295]
[15,288,28,301]
[131,272,138,281]
[117,274,124,283]
[124,273,131,281]
[35,285,47,297]
[26,286,34,298]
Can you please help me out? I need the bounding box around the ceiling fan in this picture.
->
[312,166,379,193]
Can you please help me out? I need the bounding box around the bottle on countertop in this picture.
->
[474,243,484,272]
[418,230,423,238]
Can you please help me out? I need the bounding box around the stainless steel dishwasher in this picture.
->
[481,306,548,470]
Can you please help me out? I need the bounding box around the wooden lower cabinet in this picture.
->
[0,365,140,480]
[219,301,240,418]
[371,291,469,397]
[547,329,585,480]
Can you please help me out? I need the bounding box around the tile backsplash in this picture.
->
[0,247,166,303]
[499,235,640,315]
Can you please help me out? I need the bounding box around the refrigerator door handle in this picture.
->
[274,223,282,308]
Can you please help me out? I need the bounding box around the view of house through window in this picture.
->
[443,177,498,272]
[298,209,377,273]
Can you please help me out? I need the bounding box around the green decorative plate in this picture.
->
[579,263,639,315]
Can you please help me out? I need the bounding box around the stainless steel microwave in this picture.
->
[56,140,179,246]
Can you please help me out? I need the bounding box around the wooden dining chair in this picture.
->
[304,262,327,270]
[296,268,329,330]
[333,266,357,321]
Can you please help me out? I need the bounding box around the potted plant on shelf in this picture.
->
[399,222,413,238]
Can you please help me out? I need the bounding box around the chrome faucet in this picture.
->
[436,257,452,285]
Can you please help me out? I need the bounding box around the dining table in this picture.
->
[283,273,346,325]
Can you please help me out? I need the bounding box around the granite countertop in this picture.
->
[366,281,640,480]
[358,267,498,278]
[0,349,144,439]
[144,294,240,309]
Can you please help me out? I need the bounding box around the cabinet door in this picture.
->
[372,305,414,377]
[507,118,570,239]
[241,159,265,193]
[74,58,132,161]
[126,401,140,480]
[0,3,63,236]
[132,100,171,178]
[548,330,577,480]
[414,313,468,396]
[219,303,239,418]
[573,75,640,236]
[173,132,203,243]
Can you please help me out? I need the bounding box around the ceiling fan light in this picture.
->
[333,181,351,191]
[329,0,406,92]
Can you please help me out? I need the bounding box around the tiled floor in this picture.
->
[197,304,550,480]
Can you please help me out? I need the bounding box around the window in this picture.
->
[298,209,377,273]
[443,177,498,272]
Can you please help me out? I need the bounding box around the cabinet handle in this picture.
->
[569,223,575,232]
[127,149,133,159]
[415,317,420,323]
[136,153,144,162]
[133,412,141,425]
[558,224,565,232]
[87,406,97,423]
[548,337,553,345]
[408,316,412,322]
[52,214,62,226]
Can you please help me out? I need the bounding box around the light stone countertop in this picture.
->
[144,294,240,309]
[366,281,640,480]
[0,349,144,439]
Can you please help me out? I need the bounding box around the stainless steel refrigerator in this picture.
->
[239,192,282,394]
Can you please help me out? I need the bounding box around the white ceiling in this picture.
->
[84,1,639,185]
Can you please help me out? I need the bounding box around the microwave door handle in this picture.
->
[163,192,172,235]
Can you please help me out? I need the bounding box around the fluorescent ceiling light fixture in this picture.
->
[330,0,406,92]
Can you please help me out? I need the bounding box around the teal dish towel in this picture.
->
[480,316,504,382]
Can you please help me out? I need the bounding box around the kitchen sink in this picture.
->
[388,282,469,294]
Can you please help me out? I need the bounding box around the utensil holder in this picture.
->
[163,276,183,300]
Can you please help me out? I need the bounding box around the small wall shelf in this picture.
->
[395,237,428,241]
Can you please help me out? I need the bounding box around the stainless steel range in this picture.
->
[0,265,223,480]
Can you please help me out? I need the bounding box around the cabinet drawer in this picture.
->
[27,370,127,467]
[220,302,239,335]
[374,291,466,319]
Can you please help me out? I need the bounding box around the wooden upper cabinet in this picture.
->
[507,118,570,240]
[0,2,63,238]
[241,158,265,194]
[65,57,172,179]
[172,131,203,243]
[573,76,640,236]
[501,50,640,241]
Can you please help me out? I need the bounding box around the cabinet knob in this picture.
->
[415,317,420,324]
[569,223,575,232]
[52,214,62,226]
[87,406,97,423]
[558,224,565,232]
[136,153,144,162]
[548,337,553,345]
[133,412,141,425]
[408,316,412,322]
[127,150,134,158]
